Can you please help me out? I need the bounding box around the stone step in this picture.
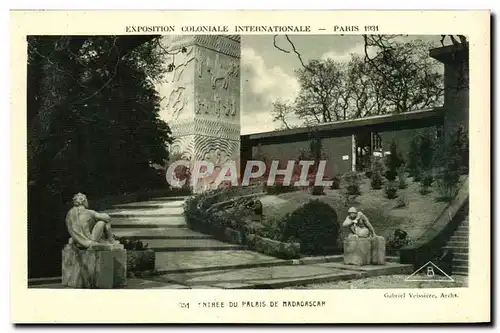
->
[156,262,413,289]
[452,258,469,266]
[113,227,211,239]
[454,231,468,237]
[160,264,364,289]
[450,236,468,242]
[450,235,469,244]
[457,226,469,231]
[447,241,468,248]
[139,238,245,252]
[454,266,468,275]
[444,246,468,254]
[154,250,288,274]
[112,200,185,209]
[147,196,190,202]
[111,216,187,228]
[454,253,469,260]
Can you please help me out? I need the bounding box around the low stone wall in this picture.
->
[247,234,300,259]
[184,186,301,259]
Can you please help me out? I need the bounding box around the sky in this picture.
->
[240,35,446,134]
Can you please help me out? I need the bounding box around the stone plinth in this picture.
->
[62,244,127,288]
[371,236,386,265]
[344,238,372,266]
[344,236,386,266]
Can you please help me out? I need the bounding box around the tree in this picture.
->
[362,35,444,113]
[272,35,445,128]
[385,139,404,181]
[27,36,173,278]
[294,59,351,124]
[346,55,388,118]
[407,135,422,180]
[271,98,294,130]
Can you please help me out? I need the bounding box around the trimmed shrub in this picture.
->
[311,185,325,195]
[421,171,434,187]
[397,167,408,189]
[394,194,409,208]
[280,200,340,255]
[342,171,362,196]
[115,236,149,250]
[407,136,421,179]
[419,183,431,195]
[265,183,298,195]
[434,126,466,201]
[370,156,385,190]
[419,129,436,176]
[387,229,413,250]
[385,139,405,181]
[384,181,398,199]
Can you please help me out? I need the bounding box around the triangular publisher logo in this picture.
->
[405,261,454,282]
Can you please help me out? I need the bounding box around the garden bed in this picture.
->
[183,185,342,259]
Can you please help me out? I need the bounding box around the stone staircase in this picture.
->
[107,196,290,274]
[29,195,415,289]
[443,215,469,276]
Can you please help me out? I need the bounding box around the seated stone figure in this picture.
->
[342,207,385,265]
[66,192,120,248]
[62,193,126,288]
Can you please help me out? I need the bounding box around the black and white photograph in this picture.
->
[27,33,470,290]
[10,9,490,324]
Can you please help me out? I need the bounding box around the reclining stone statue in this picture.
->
[62,193,126,288]
[342,207,386,265]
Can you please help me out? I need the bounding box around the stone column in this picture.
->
[156,35,241,191]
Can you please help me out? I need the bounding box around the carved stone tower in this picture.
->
[156,35,241,188]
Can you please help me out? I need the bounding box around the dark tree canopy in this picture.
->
[27,35,171,198]
[27,35,172,278]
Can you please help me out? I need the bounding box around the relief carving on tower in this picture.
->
[161,44,196,121]
[195,46,240,122]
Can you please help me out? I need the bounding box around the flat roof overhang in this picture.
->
[242,108,445,143]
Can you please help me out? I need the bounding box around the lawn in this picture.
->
[259,174,468,243]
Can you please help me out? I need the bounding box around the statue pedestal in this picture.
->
[344,238,372,265]
[343,236,386,266]
[62,244,127,288]
[371,236,386,265]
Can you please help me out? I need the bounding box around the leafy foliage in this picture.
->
[384,181,398,199]
[387,229,413,250]
[385,139,405,181]
[370,156,385,190]
[311,185,325,195]
[419,129,436,174]
[407,135,422,180]
[115,236,149,250]
[27,36,172,278]
[271,37,444,128]
[280,200,340,254]
[342,171,362,196]
[434,126,467,201]
[397,167,408,189]
[330,175,341,189]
